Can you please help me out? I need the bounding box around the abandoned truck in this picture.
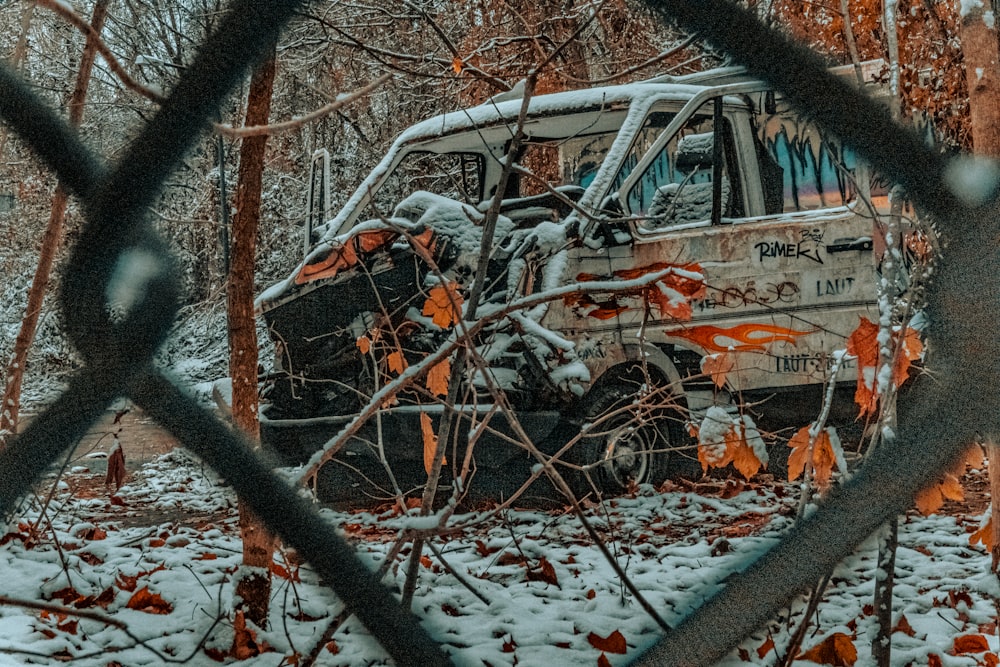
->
[256,63,903,502]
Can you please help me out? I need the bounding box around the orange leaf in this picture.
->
[970,516,994,551]
[125,587,172,614]
[116,573,138,592]
[846,317,879,369]
[787,426,811,482]
[587,629,627,654]
[954,634,990,654]
[966,442,986,470]
[846,319,924,417]
[57,618,79,635]
[233,610,271,660]
[928,654,943,667]
[731,433,763,480]
[915,472,964,516]
[893,614,916,637]
[597,654,613,667]
[526,557,560,587]
[984,652,1000,667]
[105,443,126,491]
[422,283,464,328]
[757,635,776,658]
[892,327,923,388]
[356,335,371,355]
[701,352,734,390]
[787,426,838,488]
[846,317,880,417]
[696,413,764,479]
[420,412,438,476]
[387,351,407,375]
[426,359,451,397]
[797,632,857,666]
[452,56,464,74]
[270,561,301,583]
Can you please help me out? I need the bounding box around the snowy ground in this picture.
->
[0,448,997,666]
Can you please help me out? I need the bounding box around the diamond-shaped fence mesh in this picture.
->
[0,0,997,665]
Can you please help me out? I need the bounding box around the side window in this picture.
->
[759,101,858,212]
[610,111,676,194]
[625,102,744,231]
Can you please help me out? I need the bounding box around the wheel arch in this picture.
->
[584,343,687,409]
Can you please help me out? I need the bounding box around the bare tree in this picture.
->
[959,0,1000,577]
[229,47,277,628]
[1,0,109,444]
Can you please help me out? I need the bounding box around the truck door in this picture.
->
[577,95,878,394]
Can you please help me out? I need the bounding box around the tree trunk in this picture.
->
[0,0,36,163]
[962,1,1000,157]
[960,0,1000,579]
[230,47,277,629]
[0,0,108,445]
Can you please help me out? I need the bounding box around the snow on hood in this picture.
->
[256,192,517,311]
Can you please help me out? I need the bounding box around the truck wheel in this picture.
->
[574,381,674,496]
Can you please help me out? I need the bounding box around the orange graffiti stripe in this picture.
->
[667,322,816,354]
[576,261,705,297]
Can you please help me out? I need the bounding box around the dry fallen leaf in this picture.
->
[106,441,126,491]
[526,557,560,587]
[232,610,271,660]
[797,632,857,666]
[970,515,994,552]
[893,614,916,637]
[953,634,990,654]
[586,629,627,654]
[756,635,776,658]
[125,586,172,615]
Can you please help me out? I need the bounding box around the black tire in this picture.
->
[573,379,676,496]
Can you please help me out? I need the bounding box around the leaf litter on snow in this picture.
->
[1,448,998,665]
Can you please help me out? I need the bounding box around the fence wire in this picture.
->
[0,0,997,665]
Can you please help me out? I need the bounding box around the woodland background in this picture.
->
[0,1,995,665]
[0,0,975,402]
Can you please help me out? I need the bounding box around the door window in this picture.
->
[625,103,744,230]
[758,100,859,212]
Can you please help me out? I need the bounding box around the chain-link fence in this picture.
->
[1,0,997,665]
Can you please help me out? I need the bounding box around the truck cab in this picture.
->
[256,65,893,500]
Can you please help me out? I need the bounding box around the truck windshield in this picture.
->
[353,106,638,226]
[366,151,485,218]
